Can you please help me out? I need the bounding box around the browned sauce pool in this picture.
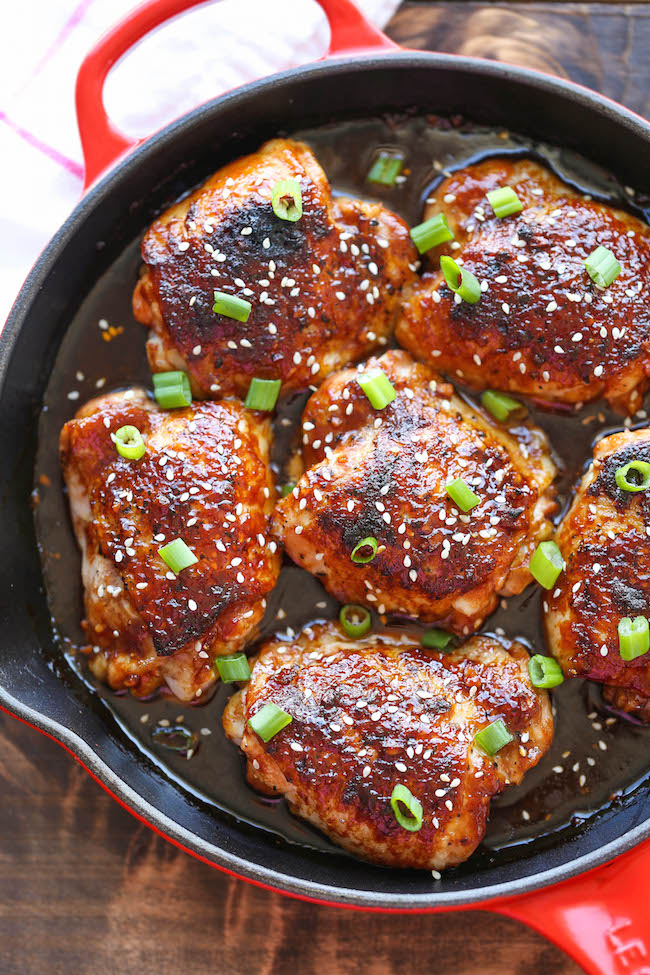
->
[33,114,650,877]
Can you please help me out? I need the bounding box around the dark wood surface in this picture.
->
[394,2,650,119]
[3,4,648,973]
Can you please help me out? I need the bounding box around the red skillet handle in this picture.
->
[489,840,650,975]
[75,0,398,189]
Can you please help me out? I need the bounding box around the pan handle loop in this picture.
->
[487,841,650,975]
[318,0,399,57]
[75,0,398,189]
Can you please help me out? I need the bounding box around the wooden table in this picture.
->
[2,4,648,973]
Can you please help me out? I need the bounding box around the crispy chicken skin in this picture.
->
[133,138,417,399]
[397,157,650,412]
[545,429,650,722]
[223,623,553,870]
[273,350,557,634]
[60,389,280,701]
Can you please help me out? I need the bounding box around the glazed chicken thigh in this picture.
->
[397,158,650,412]
[133,138,417,399]
[60,389,280,700]
[273,350,557,634]
[545,429,650,721]
[223,622,553,870]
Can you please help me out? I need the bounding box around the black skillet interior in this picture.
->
[2,54,650,908]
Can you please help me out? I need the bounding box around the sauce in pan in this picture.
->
[33,114,650,876]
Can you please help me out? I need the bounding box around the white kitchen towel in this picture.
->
[1,0,400,324]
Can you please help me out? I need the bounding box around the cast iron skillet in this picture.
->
[2,0,650,969]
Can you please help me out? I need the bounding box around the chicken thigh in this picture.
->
[273,350,557,634]
[223,622,553,870]
[545,428,650,721]
[60,389,280,700]
[397,157,650,412]
[133,138,417,400]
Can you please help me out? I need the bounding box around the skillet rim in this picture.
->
[2,50,650,908]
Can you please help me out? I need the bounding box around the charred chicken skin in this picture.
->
[133,138,417,400]
[273,350,557,634]
[397,157,650,413]
[223,622,553,870]
[545,429,650,722]
[60,389,280,701]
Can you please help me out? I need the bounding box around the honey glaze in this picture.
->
[33,113,650,876]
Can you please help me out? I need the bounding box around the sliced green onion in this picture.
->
[584,245,621,288]
[158,537,198,575]
[367,149,404,186]
[339,604,372,638]
[152,370,192,409]
[421,628,455,651]
[213,291,252,323]
[271,179,303,222]
[215,652,251,683]
[445,477,481,512]
[114,425,146,461]
[351,536,378,564]
[410,213,454,254]
[440,256,481,304]
[618,616,650,661]
[280,482,295,497]
[529,540,563,589]
[390,784,423,832]
[528,654,564,689]
[357,369,397,409]
[474,719,514,756]
[486,186,523,218]
[615,460,650,493]
[244,377,282,411]
[248,702,292,742]
[151,724,198,756]
[481,390,523,423]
